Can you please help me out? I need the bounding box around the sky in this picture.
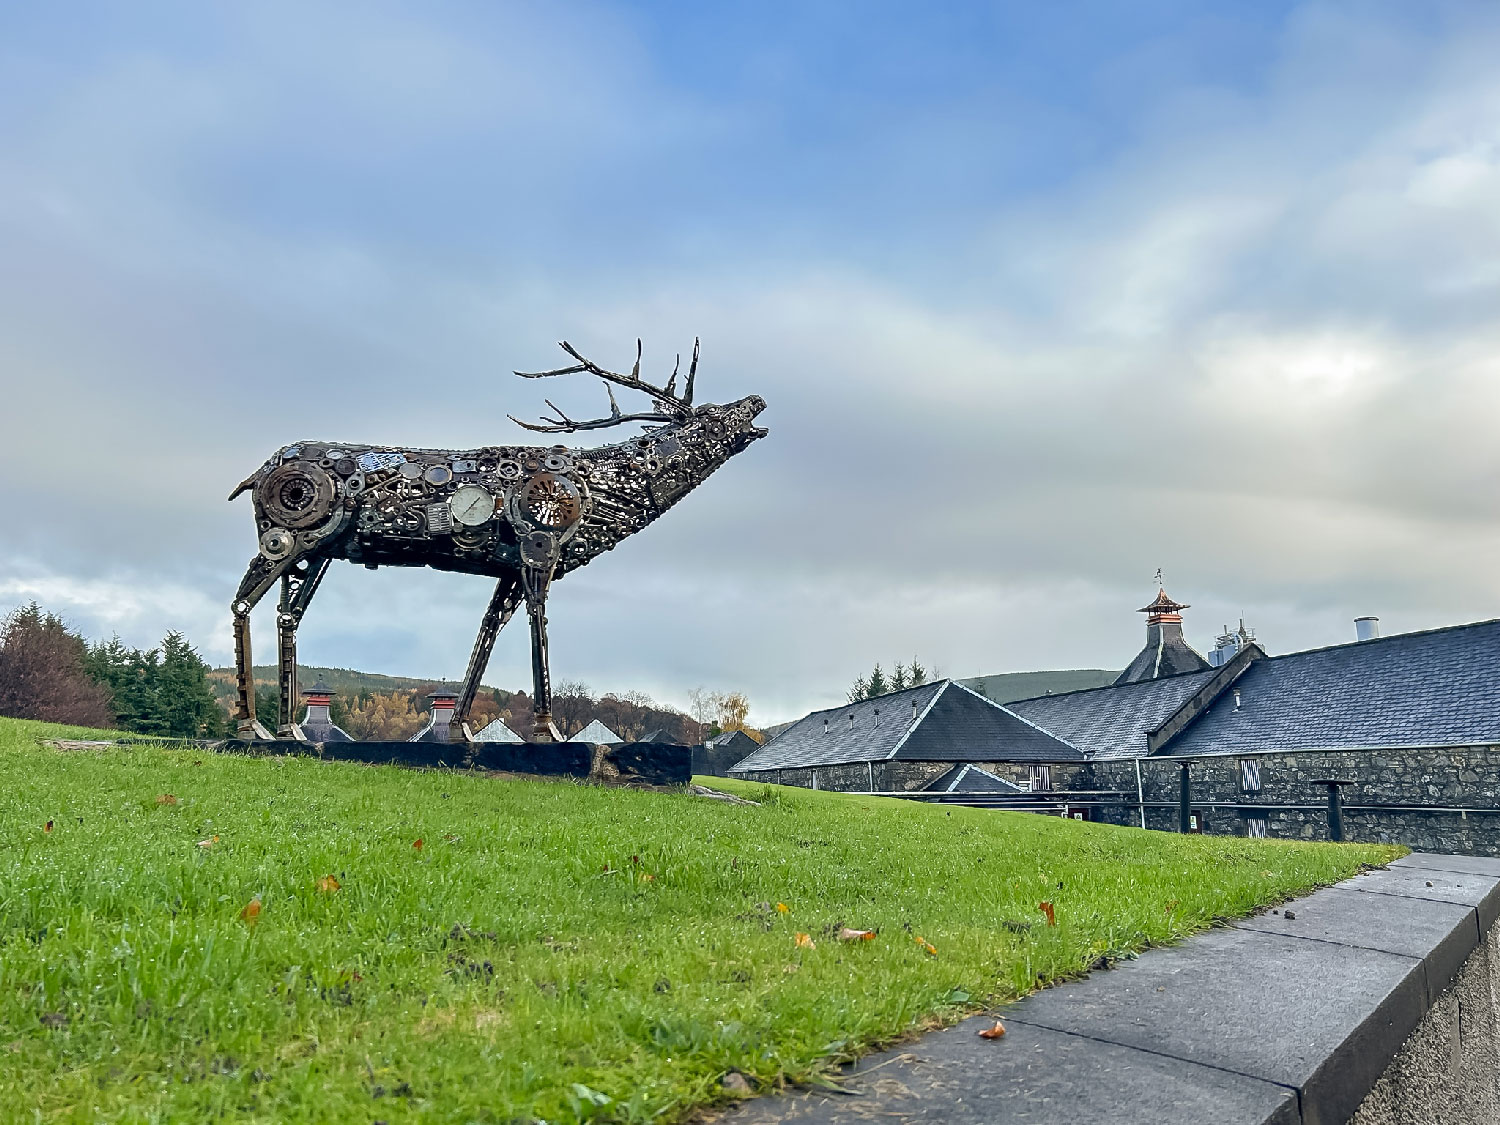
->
[2,1,1499,725]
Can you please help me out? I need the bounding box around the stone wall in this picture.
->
[740,745,1500,857]
[1090,747,1500,856]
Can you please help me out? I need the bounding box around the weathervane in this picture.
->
[227,339,766,742]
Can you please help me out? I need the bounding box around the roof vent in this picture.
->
[1355,616,1380,642]
[912,698,919,719]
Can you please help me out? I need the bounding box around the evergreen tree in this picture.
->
[890,663,909,692]
[866,663,888,698]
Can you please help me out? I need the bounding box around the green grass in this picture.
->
[0,716,1399,1123]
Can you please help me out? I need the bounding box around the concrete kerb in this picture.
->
[726,853,1500,1125]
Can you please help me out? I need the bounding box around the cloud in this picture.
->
[2,1,1500,723]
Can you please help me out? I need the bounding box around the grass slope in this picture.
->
[0,716,1398,1123]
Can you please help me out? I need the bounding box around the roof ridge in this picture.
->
[1261,616,1500,662]
[949,680,1086,754]
[1009,665,1218,705]
[885,681,951,759]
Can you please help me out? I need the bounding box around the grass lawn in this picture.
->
[0,716,1399,1123]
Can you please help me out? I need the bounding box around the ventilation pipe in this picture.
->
[1355,616,1380,642]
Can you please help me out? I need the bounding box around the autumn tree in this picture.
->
[716,691,751,732]
[340,690,423,741]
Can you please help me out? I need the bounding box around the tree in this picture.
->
[0,604,114,728]
[551,681,596,738]
[341,691,422,741]
[156,632,225,738]
[716,692,750,733]
[849,657,931,702]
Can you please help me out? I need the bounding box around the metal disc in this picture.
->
[449,483,496,527]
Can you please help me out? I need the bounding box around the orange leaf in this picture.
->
[1164,899,1179,915]
[775,902,789,913]
[837,928,877,942]
[412,838,424,851]
[315,875,341,894]
[794,932,816,949]
[977,1019,1007,1040]
[640,872,655,882]
[43,821,53,834]
[239,898,262,925]
[156,794,178,806]
[1038,901,1056,926]
[915,935,938,956]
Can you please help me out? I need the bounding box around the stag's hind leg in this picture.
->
[231,554,292,739]
[521,562,563,743]
[453,573,524,742]
[274,557,332,739]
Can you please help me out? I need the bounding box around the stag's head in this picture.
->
[509,340,767,455]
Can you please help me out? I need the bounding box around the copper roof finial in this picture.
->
[1138,587,1190,624]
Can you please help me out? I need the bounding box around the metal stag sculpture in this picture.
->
[228,340,766,742]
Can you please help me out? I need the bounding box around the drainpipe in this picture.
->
[1134,758,1146,829]
[867,761,874,793]
[1179,763,1192,834]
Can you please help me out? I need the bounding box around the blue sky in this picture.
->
[2,1,1498,723]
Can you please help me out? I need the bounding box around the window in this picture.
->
[1240,759,1262,793]
[1246,816,1268,839]
[1029,765,1052,792]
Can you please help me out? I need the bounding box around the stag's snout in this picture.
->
[733,394,769,441]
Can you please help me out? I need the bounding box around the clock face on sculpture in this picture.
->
[448,483,496,527]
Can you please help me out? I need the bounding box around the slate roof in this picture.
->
[1162,618,1500,756]
[1007,669,1219,760]
[568,719,623,744]
[1114,622,1211,684]
[730,680,1081,773]
[472,718,524,743]
[924,763,1026,794]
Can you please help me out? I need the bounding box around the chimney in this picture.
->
[1355,617,1380,642]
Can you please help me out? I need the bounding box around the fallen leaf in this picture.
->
[1038,901,1056,926]
[977,1019,1007,1040]
[640,872,655,882]
[1164,899,1179,915]
[239,898,262,925]
[196,835,220,848]
[794,932,816,949]
[444,834,459,843]
[43,821,53,834]
[412,838,423,851]
[775,902,789,913]
[838,928,877,942]
[315,875,341,894]
[155,794,178,806]
[915,935,938,956]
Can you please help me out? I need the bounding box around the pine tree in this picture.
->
[866,663,888,698]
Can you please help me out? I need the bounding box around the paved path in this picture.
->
[725,853,1500,1125]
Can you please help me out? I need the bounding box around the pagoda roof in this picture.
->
[1138,588,1190,614]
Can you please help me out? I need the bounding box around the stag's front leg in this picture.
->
[274,557,331,739]
[230,554,288,740]
[520,562,563,743]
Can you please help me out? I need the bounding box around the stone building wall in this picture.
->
[1090,747,1500,856]
[739,745,1500,857]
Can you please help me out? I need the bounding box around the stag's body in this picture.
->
[228,341,765,742]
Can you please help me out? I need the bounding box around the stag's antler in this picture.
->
[509,339,700,433]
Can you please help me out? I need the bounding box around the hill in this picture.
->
[959,668,1119,703]
[206,664,501,702]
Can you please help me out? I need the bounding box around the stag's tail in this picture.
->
[227,473,257,502]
